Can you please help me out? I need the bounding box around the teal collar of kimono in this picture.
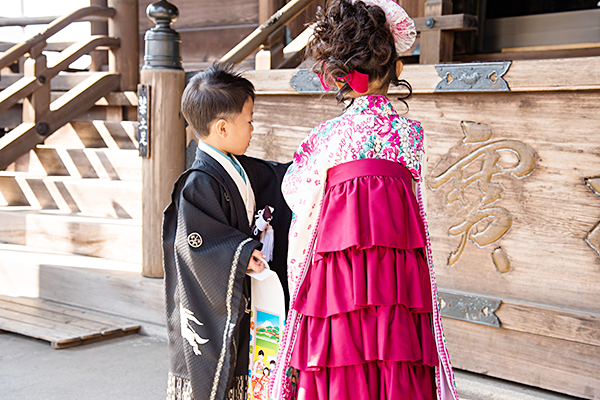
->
[344,95,396,117]
[198,141,246,183]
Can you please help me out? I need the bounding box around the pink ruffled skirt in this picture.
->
[291,158,438,399]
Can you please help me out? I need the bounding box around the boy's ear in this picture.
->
[214,118,228,138]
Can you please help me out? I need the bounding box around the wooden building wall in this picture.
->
[138,0,259,68]
[240,57,600,399]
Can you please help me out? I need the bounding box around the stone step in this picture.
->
[0,209,141,264]
[0,174,141,219]
[7,148,141,180]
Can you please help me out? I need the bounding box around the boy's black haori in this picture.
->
[163,146,291,400]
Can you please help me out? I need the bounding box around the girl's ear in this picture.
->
[396,60,404,78]
[215,118,228,138]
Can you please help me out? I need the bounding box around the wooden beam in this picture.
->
[241,56,600,95]
[0,77,39,116]
[497,301,600,347]
[414,13,477,32]
[419,0,454,64]
[46,36,120,78]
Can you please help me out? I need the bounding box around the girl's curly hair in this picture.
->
[307,0,412,106]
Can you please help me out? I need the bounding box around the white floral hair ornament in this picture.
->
[354,0,417,54]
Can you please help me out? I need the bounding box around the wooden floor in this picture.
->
[0,294,139,349]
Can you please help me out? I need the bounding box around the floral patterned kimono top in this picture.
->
[270,95,459,400]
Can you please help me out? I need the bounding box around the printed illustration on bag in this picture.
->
[248,309,282,400]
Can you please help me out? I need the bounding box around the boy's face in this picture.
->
[223,97,254,156]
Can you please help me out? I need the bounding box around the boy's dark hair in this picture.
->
[181,62,255,138]
[307,0,412,106]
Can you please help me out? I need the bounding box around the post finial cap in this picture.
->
[147,0,179,27]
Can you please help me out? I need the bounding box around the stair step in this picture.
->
[0,174,141,218]
[43,121,138,150]
[9,147,141,180]
[0,294,140,349]
[0,209,141,263]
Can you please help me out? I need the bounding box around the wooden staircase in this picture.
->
[0,94,142,263]
[0,2,160,341]
[0,3,141,263]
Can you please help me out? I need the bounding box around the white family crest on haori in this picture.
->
[180,303,209,356]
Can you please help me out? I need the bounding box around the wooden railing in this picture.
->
[220,0,478,69]
[220,0,317,69]
[0,1,138,170]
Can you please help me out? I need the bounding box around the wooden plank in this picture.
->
[0,307,139,349]
[52,327,138,349]
[0,313,77,343]
[0,295,138,329]
[245,56,600,95]
[502,42,600,53]
[0,297,139,334]
[483,9,600,53]
[443,318,600,399]
[414,14,478,32]
[94,91,138,107]
[0,210,142,264]
[497,301,600,347]
[455,47,600,63]
[137,0,258,32]
[0,306,103,338]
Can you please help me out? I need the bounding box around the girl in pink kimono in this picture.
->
[270,0,459,399]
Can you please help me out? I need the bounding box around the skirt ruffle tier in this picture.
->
[290,159,439,400]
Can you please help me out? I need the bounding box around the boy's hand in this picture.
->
[247,250,266,273]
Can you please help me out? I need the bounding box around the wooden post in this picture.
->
[108,0,139,91]
[22,43,50,131]
[420,0,454,64]
[256,0,286,70]
[141,0,186,278]
[90,0,108,71]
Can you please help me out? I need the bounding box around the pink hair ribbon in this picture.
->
[318,70,370,93]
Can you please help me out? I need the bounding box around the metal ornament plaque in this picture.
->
[137,84,150,158]
[434,61,511,92]
[290,69,326,94]
[438,290,502,328]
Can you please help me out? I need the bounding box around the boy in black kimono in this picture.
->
[162,63,291,400]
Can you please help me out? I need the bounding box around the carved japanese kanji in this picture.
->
[585,177,600,257]
[428,122,536,273]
